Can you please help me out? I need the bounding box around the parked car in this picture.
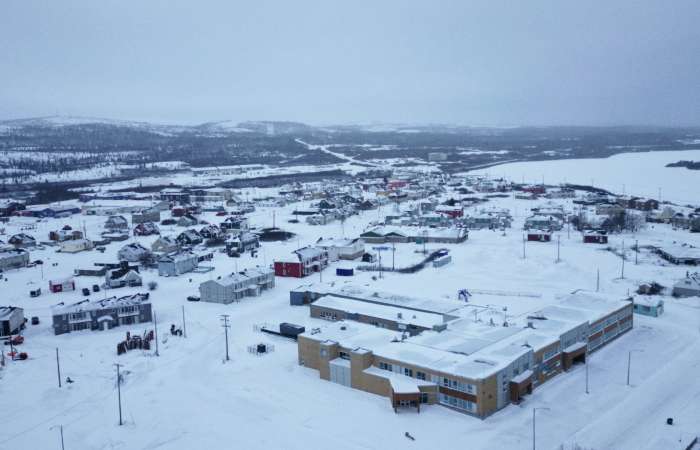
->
[186,295,200,302]
[82,288,90,296]
[30,288,42,297]
[216,211,228,216]
[161,219,176,225]
[92,284,100,292]
[31,316,40,325]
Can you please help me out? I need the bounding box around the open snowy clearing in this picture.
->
[482,149,700,205]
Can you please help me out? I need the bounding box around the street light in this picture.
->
[627,349,644,386]
[532,407,550,450]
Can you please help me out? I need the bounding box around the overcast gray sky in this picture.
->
[1,0,699,126]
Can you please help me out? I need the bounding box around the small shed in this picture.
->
[336,268,354,277]
[633,297,664,317]
[0,306,24,338]
[49,278,75,293]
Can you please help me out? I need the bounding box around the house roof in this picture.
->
[52,293,150,315]
[205,266,274,287]
[314,295,445,329]
[0,306,23,321]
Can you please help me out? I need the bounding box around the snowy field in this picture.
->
[0,182,699,449]
[482,149,700,205]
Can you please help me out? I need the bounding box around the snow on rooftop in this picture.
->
[314,294,445,329]
[364,366,435,393]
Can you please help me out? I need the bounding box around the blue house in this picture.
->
[633,297,664,317]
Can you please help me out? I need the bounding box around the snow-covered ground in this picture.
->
[483,149,700,205]
[0,182,699,449]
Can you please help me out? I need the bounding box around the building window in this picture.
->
[72,321,89,331]
[416,371,426,381]
[379,362,393,372]
[404,368,413,377]
[338,351,350,360]
[420,393,429,403]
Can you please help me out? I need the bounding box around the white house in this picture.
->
[60,238,94,254]
[118,243,152,262]
[315,238,364,261]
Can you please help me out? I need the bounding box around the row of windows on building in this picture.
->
[590,309,631,334]
[68,306,139,321]
[319,311,338,321]
[439,393,476,412]
[377,361,477,394]
[378,361,429,382]
[589,319,631,351]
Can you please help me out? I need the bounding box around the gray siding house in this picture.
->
[0,306,25,337]
[151,236,180,254]
[51,293,151,335]
[132,208,161,225]
[672,273,700,297]
[199,267,275,304]
[105,266,143,289]
[158,251,198,276]
[0,248,30,270]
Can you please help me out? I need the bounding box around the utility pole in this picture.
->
[220,315,230,361]
[56,348,62,388]
[50,425,65,450]
[272,210,276,229]
[532,407,550,450]
[556,235,560,263]
[635,239,638,265]
[620,240,625,279]
[153,311,160,356]
[585,351,589,394]
[596,268,600,292]
[114,363,123,426]
[182,306,187,338]
[522,234,526,259]
[391,242,396,271]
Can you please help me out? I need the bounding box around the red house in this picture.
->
[387,180,408,190]
[522,185,546,195]
[583,231,608,244]
[49,278,76,293]
[274,247,329,278]
[527,231,552,242]
[435,205,464,218]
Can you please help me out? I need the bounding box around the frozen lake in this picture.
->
[484,149,700,204]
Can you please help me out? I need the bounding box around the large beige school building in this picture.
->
[298,291,633,418]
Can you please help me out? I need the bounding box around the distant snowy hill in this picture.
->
[0,116,193,136]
